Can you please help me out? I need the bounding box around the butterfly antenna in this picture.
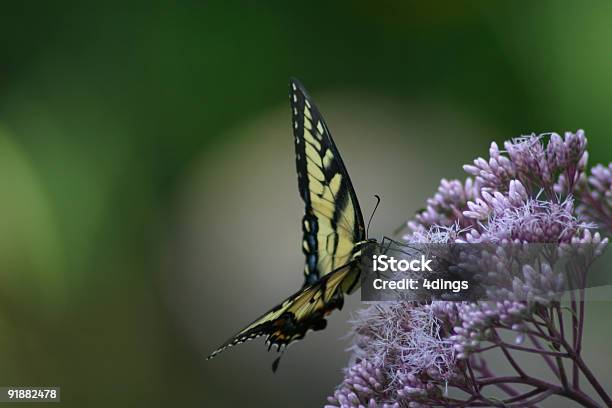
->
[366,195,381,239]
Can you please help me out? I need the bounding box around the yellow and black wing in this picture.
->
[206,260,361,361]
[290,78,366,286]
[207,79,370,365]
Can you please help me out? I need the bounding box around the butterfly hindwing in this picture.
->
[290,78,366,286]
[207,261,360,360]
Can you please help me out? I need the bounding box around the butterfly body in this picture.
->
[207,79,376,363]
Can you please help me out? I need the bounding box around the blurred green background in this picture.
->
[0,2,611,407]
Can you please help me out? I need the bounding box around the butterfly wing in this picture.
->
[207,79,371,362]
[290,78,366,286]
[207,261,361,360]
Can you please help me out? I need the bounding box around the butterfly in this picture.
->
[207,78,377,371]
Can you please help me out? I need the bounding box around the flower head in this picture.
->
[328,305,457,408]
[330,130,611,407]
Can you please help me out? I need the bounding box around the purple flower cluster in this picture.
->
[407,178,480,231]
[327,305,458,408]
[462,131,587,196]
[579,162,612,231]
[328,131,612,408]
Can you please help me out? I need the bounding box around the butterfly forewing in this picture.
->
[290,79,366,286]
